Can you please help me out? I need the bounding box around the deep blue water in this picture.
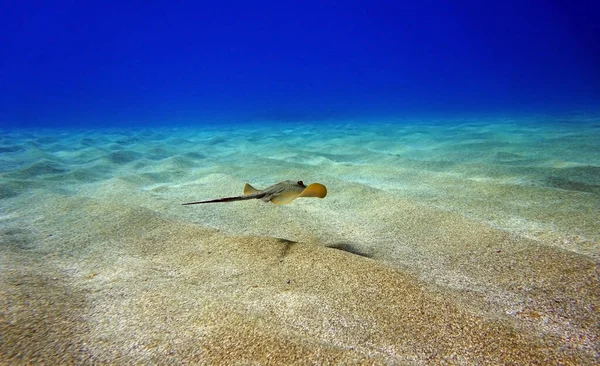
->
[1,1,599,128]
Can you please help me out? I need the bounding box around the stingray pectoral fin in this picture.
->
[270,191,303,205]
[244,183,260,195]
[270,183,327,204]
[298,183,327,198]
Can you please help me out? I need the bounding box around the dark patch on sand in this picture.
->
[0,180,40,197]
[145,146,172,160]
[0,183,19,199]
[9,160,68,179]
[541,165,600,194]
[105,150,142,164]
[494,151,524,161]
[327,243,373,258]
[456,140,512,150]
[180,152,206,160]
[276,238,297,259]
[168,138,195,146]
[67,164,114,182]
[405,158,457,172]
[0,227,34,250]
[205,136,227,145]
[115,137,144,146]
[33,136,60,144]
[546,176,600,194]
[79,137,101,146]
[492,151,537,165]
[560,165,600,184]
[276,238,297,244]
[162,155,204,169]
[0,146,24,153]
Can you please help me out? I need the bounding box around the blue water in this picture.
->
[1,1,599,129]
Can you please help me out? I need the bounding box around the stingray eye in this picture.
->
[297,180,305,187]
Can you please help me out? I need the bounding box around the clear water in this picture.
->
[1,1,599,363]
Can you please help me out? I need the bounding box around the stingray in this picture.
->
[182,180,327,205]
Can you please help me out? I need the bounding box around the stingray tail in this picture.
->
[182,194,264,205]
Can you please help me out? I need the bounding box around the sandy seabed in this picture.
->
[1,118,599,364]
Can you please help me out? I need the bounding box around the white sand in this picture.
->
[1,119,599,363]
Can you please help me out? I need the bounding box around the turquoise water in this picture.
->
[3,117,599,242]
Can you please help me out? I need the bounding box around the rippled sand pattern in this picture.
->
[1,119,599,364]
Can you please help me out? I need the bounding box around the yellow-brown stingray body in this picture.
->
[182,180,327,205]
